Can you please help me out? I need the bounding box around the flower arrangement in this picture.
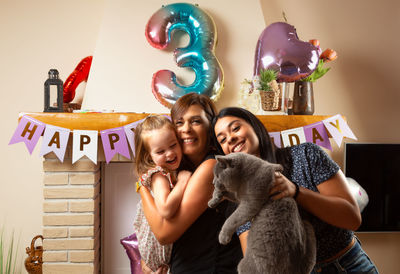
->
[302,40,337,82]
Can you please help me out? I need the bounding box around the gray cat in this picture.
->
[208,152,316,274]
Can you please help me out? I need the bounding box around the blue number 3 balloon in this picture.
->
[145,3,224,108]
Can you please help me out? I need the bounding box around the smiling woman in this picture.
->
[212,107,379,273]
[138,93,242,273]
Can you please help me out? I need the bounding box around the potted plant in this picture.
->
[255,69,281,111]
[293,41,337,115]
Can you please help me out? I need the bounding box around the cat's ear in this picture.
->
[216,156,232,168]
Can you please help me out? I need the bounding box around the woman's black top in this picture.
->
[170,154,242,273]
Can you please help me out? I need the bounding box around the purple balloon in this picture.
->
[254,22,320,82]
[120,233,143,274]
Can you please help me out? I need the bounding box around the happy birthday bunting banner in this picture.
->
[281,127,307,148]
[269,132,282,148]
[72,130,98,164]
[9,115,46,154]
[100,127,131,163]
[323,114,357,147]
[40,125,70,162]
[9,114,356,164]
[303,122,332,151]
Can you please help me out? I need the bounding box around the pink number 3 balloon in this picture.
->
[145,3,223,108]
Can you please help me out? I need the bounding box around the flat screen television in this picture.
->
[344,143,400,232]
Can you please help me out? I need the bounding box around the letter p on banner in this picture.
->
[72,130,98,164]
[100,127,131,164]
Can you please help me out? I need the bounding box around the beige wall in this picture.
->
[260,1,400,273]
[0,1,105,272]
[1,0,399,273]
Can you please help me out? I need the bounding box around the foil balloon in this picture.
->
[346,177,369,213]
[253,22,319,82]
[63,56,93,103]
[145,3,223,108]
[120,233,143,274]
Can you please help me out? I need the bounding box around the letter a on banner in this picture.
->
[72,130,98,164]
[303,122,332,151]
[281,127,307,147]
[9,115,46,154]
[40,125,70,162]
[323,114,357,147]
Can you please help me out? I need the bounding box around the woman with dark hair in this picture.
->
[138,94,242,273]
[213,107,379,273]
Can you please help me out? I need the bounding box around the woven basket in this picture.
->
[260,90,280,111]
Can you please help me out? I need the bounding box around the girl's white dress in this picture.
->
[133,166,174,272]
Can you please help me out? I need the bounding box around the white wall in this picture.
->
[1,0,400,273]
[260,1,400,273]
[0,1,105,271]
[83,0,265,112]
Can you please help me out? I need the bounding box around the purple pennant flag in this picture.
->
[40,125,70,162]
[124,119,145,157]
[162,114,171,121]
[101,127,131,163]
[9,115,46,154]
[269,132,281,148]
[303,122,332,151]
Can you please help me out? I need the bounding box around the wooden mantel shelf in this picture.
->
[19,112,332,133]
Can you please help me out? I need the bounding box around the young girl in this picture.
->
[133,115,191,273]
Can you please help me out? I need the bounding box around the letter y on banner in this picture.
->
[72,130,98,164]
[323,114,357,147]
[124,119,144,157]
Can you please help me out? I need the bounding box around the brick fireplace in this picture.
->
[23,112,329,274]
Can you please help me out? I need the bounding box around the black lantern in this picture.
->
[44,69,64,112]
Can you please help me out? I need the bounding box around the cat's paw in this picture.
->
[208,199,218,208]
[219,232,232,245]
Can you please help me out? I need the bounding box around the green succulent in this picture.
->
[259,69,278,91]
[302,60,331,82]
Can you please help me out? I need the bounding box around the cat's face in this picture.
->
[214,154,244,194]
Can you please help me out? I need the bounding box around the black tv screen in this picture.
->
[344,143,400,232]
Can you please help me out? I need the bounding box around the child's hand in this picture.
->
[177,170,192,189]
[141,259,153,274]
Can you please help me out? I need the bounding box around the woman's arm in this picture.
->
[139,159,216,245]
[270,170,362,231]
[151,170,191,219]
[238,231,248,255]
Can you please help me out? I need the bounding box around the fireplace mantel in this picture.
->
[20,112,331,132]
